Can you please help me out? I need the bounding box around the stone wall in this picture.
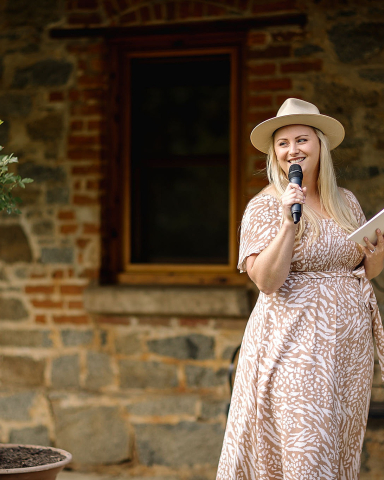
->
[1,0,384,478]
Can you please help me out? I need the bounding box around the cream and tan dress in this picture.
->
[217,189,384,480]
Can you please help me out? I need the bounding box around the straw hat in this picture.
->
[250,98,345,153]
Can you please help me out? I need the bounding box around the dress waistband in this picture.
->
[289,267,384,383]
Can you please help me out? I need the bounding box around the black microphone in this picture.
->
[288,164,303,224]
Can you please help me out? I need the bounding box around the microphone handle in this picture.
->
[290,177,302,224]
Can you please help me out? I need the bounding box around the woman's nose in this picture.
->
[289,143,299,155]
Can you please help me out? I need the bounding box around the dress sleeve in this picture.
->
[237,194,282,273]
[341,188,367,227]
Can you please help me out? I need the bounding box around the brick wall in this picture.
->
[1,0,384,478]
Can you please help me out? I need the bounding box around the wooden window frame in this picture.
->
[105,31,247,286]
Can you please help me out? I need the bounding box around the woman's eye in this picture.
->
[278,142,287,147]
[298,138,307,143]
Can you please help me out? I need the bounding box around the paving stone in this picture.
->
[12,59,73,88]
[27,113,63,142]
[0,298,28,321]
[9,425,51,446]
[0,356,45,387]
[0,225,32,263]
[147,334,215,360]
[135,422,224,466]
[41,247,74,264]
[0,93,32,117]
[127,395,197,416]
[115,332,141,355]
[0,329,52,347]
[85,352,113,389]
[61,329,94,347]
[32,220,54,236]
[51,355,80,389]
[0,391,36,420]
[18,162,66,184]
[185,366,227,388]
[119,360,178,389]
[53,405,132,465]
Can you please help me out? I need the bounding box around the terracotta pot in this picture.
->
[0,444,72,480]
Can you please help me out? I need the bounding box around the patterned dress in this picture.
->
[216,189,384,480]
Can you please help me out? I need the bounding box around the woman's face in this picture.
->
[274,124,321,182]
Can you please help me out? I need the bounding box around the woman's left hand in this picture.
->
[362,229,384,280]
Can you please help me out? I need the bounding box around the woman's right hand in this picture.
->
[281,183,306,224]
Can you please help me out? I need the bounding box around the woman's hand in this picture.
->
[362,229,384,280]
[281,183,307,224]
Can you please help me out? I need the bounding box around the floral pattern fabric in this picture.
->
[216,189,384,480]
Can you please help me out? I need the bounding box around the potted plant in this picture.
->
[0,119,33,214]
[0,444,72,480]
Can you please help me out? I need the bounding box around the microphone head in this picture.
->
[288,163,303,181]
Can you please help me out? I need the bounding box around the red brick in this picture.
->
[52,270,65,279]
[66,43,104,54]
[250,78,292,91]
[30,273,46,279]
[68,13,102,25]
[60,285,86,295]
[179,2,189,18]
[57,210,75,221]
[68,301,84,309]
[249,63,276,76]
[276,93,303,104]
[280,60,323,73]
[49,91,64,102]
[25,285,54,294]
[116,0,129,9]
[83,223,99,234]
[68,149,101,161]
[69,89,81,101]
[247,176,269,188]
[120,11,137,23]
[252,0,297,14]
[206,4,227,15]
[61,224,78,234]
[32,300,64,308]
[79,268,99,279]
[139,6,151,22]
[86,180,100,190]
[254,159,267,170]
[248,110,276,124]
[249,94,273,108]
[249,45,291,60]
[247,32,268,46]
[68,135,100,146]
[166,1,176,20]
[35,315,47,324]
[53,315,89,324]
[72,165,102,175]
[102,0,118,16]
[272,31,305,43]
[76,238,91,249]
[190,1,203,17]
[77,74,105,87]
[73,180,82,191]
[66,0,77,10]
[83,89,104,101]
[77,0,98,8]
[70,120,84,131]
[87,120,103,130]
[71,104,103,115]
[179,318,210,327]
[73,194,99,205]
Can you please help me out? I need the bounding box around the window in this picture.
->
[106,33,246,285]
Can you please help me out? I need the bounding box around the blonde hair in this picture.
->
[265,127,359,240]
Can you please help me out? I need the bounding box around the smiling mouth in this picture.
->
[288,157,305,164]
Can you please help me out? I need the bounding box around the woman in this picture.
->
[216,98,384,479]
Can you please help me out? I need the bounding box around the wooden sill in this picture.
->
[116,271,250,286]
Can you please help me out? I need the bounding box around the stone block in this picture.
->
[119,360,178,389]
[0,298,28,321]
[0,120,10,146]
[51,355,80,389]
[147,334,215,360]
[5,0,61,27]
[53,405,132,465]
[185,366,227,388]
[61,329,93,347]
[0,356,45,387]
[0,391,36,420]
[0,225,32,263]
[359,68,384,83]
[294,44,323,57]
[0,94,32,117]
[12,59,73,88]
[32,220,54,236]
[27,114,64,142]
[18,162,66,184]
[200,398,228,419]
[85,352,113,389]
[115,332,141,355]
[46,187,69,205]
[0,330,52,347]
[135,422,224,467]
[41,247,74,264]
[127,395,196,416]
[9,425,51,446]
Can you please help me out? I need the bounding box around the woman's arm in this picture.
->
[246,183,306,294]
[362,229,384,280]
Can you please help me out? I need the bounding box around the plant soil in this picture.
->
[0,447,65,469]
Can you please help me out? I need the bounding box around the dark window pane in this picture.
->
[130,55,230,264]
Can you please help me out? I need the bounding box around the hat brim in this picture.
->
[250,113,345,153]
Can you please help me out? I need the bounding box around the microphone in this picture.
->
[288,164,303,224]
